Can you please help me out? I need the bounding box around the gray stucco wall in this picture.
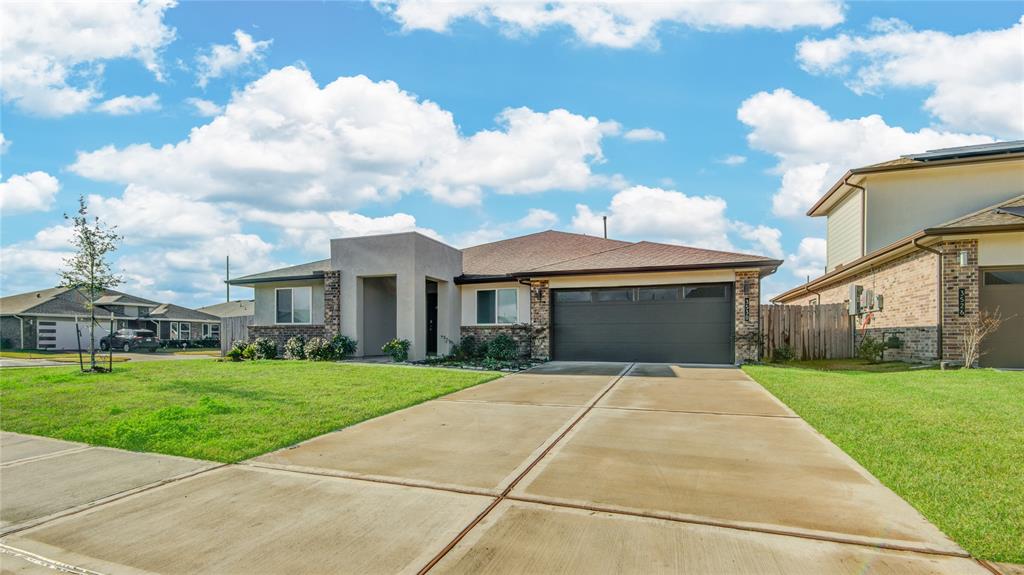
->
[331,232,462,361]
[362,277,397,355]
[253,280,325,326]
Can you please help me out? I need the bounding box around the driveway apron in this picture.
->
[1,362,989,574]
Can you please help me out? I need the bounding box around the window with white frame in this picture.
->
[276,287,312,324]
[170,322,179,339]
[179,322,191,340]
[202,323,213,337]
[476,288,517,324]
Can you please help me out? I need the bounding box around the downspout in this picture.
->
[913,237,943,361]
[15,315,25,349]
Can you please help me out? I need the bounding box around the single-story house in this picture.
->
[198,300,256,351]
[774,140,1024,368]
[229,230,781,364]
[0,288,220,350]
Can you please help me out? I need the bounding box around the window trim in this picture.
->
[275,286,313,325]
[475,287,519,325]
[178,322,191,340]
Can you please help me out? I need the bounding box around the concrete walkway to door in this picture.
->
[0,363,996,574]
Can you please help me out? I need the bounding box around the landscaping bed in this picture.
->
[0,361,500,463]
[743,362,1024,563]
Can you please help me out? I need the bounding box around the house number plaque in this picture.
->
[958,288,966,317]
[743,297,749,322]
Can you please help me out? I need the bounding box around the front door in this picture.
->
[979,267,1024,368]
[426,291,438,355]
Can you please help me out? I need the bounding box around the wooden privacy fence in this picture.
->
[219,315,254,355]
[761,303,853,361]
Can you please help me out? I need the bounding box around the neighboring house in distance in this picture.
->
[0,288,220,350]
[229,230,781,364]
[198,300,256,351]
[774,141,1024,368]
[197,299,255,319]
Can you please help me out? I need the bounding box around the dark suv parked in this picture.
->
[99,329,160,352]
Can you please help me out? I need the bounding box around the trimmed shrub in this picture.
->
[304,337,334,361]
[486,334,519,361]
[772,345,795,362]
[331,334,358,358]
[249,337,277,360]
[284,335,306,359]
[226,340,246,361]
[456,335,481,360]
[382,338,411,362]
[858,335,886,364]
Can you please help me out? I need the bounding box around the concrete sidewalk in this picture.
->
[0,363,994,574]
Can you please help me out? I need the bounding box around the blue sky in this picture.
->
[1,1,1021,306]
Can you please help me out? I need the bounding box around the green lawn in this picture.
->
[1,361,499,463]
[743,362,1024,563]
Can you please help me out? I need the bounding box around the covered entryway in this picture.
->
[551,284,734,364]
[980,267,1024,368]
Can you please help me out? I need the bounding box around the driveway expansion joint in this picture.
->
[501,495,972,560]
[416,362,636,574]
[0,445,93,468]
[240,461,499,498]
[592,404,801,419]
[1,544,103,575]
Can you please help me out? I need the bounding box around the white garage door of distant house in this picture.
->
[37,320,110,350]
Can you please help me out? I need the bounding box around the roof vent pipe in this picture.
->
[602,216,608,239]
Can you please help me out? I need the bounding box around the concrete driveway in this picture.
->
[0,363,995,574]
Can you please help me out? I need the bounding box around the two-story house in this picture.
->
[774,141,1024,368]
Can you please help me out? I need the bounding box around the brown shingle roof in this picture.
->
[527,241,778,274]
[460,230,780,279]
[461,230,631,276]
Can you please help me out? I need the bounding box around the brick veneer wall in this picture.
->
[781,248,941,363]
[734,271,761,363]
[323,270,341,338]
[529,280,551,360]
[249,324,327,356]
[460,325,532,358]
[940,239,978,364]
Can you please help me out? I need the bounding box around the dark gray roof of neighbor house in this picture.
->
[459,230,780,281]
[93,292,161,306]
[0,287,73,315]
[229,259,332,285]
[149,303,220,322]
[925,195,1024,232]
[197,300,255,318]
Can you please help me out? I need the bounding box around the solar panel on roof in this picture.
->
[996,206,1024,218]
[903,140,1024,162]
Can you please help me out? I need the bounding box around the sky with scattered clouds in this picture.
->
[1,1,1021,305]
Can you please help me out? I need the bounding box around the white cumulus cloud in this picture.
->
[374,1,844,48]
[70,66,621,209]
[88,185,240,242]
[0,0,176,116]
[797,16,1024,138]
[95,93,161,116]
[718,154,747,165]
[243,208,441,256]
[786,237,827,280]
[623,127,666,142]
[0,171,61,214]
[195,29,273,88]
[737,88,993,217]
[185,97,223,117]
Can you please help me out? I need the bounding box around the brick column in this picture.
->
[323,270,341,338]
[734,271,761,364]
[529,279,551,360]
[940,239,979,364]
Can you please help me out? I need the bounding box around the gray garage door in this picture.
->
[551,284,734,364]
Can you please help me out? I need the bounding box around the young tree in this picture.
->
[58,196,123,371]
